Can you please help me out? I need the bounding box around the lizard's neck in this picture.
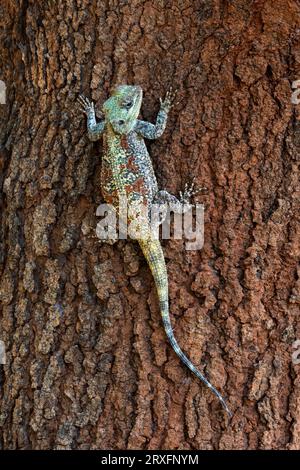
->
[105,123,132,159]
[106,124,125,148]
[106,122,120,139]
[106,119,137,137]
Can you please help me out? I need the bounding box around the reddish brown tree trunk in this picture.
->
[0,0,300,450]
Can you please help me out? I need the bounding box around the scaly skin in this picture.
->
[78,85,232,418]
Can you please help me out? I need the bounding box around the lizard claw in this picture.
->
[77,95,94,115]
[180,181,200,204]
[160,86,178,112]
[167,86,177,103]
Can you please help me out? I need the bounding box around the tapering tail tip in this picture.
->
[165,317,233,420]
[222,400,233,420]
[139,237,232,420]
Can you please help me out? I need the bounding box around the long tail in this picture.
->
[139,237,232,417]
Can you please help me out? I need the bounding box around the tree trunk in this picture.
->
[0,0,300,450]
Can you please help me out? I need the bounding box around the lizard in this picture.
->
[77,85,232,418]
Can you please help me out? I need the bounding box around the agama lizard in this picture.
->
[78,85,232,417]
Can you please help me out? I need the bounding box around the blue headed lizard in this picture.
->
[78,85,232,418]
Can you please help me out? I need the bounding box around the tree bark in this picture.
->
[0,0,300,450]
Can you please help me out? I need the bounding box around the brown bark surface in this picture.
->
[0,0,300,450]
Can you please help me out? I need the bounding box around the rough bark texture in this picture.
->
[0,0,300,450]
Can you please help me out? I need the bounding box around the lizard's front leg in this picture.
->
[77,95,105,141]
[135,87,177,139]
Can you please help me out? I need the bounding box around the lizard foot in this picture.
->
[77,94,94,115]
[179,182,197,205]
[159,86,178,113]
[179,181,207,205]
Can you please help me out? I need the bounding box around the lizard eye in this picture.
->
[125,101,132,108]
[118,120,125,125]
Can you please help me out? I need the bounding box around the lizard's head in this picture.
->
[103,85,143,135]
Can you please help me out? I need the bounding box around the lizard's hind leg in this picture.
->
[153,189,183,215]
[151,190,183,228]
[153,181,201,219]
[154,181,202,208]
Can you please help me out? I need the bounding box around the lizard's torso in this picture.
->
[101,124,158,212]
